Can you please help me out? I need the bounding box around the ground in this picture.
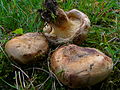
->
[0,0,120,90]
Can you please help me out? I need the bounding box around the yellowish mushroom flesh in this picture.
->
[43,8,90,44]
[50,44,113,88]
[5,32,49,64]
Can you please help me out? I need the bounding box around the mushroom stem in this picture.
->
[52,7,70,28]
[39,0,72,30]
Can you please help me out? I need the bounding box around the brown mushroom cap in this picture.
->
[50,44,113,88]
[43,9,90,45]
[5,32,49,64]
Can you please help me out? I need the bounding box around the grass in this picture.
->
[0,0,120,90]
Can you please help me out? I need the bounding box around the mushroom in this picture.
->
[39,0,90,45]
[5,32,49,64]
[50,44,113,88]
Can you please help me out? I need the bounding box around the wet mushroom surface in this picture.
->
[50,44,113,88]
[5,32,49,64]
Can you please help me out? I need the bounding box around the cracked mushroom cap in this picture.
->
[5,32,49,64]
[50,44,113,88]
[43,9,90,45]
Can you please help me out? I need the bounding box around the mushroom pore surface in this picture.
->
[50,44,113,88]
[5,32,49,64]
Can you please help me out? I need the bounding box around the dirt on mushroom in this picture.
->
[5,32,49,64]
[50,44,113,88]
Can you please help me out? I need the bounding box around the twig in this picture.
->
[27,77,36,89]
[25,67,51,89]
[52,80,56,90]
[22,72,26,88]
[0,45,11,61]
[31,67,35,77]
[11,64,29,79]
[108,37,118,42]
[37,75,51,89]
[12,64,35,89]
[113,58,120,66]
[0,79,16,89]
[0,25,5,32]
[15,71,19,90]
[25,67,49,74]
[18,71,24,89]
